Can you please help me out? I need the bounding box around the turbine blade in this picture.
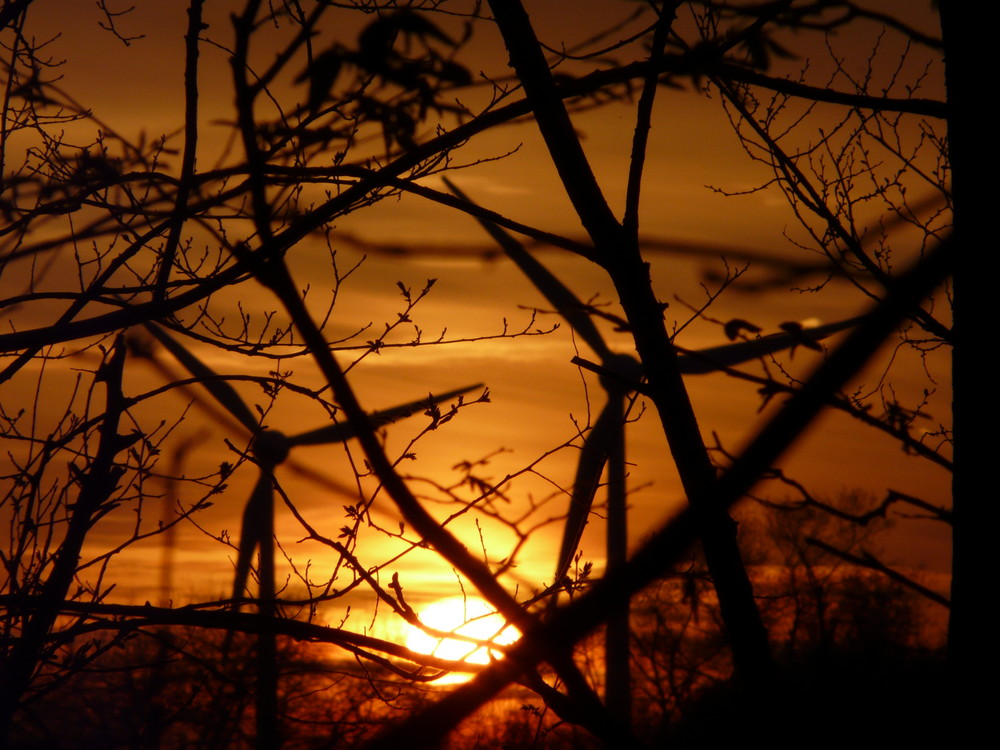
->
[288,383,484,446]
[677,316,865,374]
[143,322,259,433]
[444,178,613,361]
[554,395,624,584]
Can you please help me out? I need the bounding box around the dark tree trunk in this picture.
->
[940,4,991,740]
[486,0,773,686]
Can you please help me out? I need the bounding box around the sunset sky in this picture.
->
[2,0,950,642]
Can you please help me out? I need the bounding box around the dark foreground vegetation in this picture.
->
[10,503,945,749]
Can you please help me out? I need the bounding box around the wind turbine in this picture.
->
[138,319,482,745]
[145,323,481,744]
[140,320,482,608]
[443,177,862,720]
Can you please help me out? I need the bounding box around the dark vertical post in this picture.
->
[604,399,631,727]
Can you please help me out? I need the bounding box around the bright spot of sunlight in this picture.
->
[404,596,520,684]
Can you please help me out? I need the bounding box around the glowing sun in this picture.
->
[405,596,520,683]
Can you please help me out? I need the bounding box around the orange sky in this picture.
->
[1,2,951,632]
